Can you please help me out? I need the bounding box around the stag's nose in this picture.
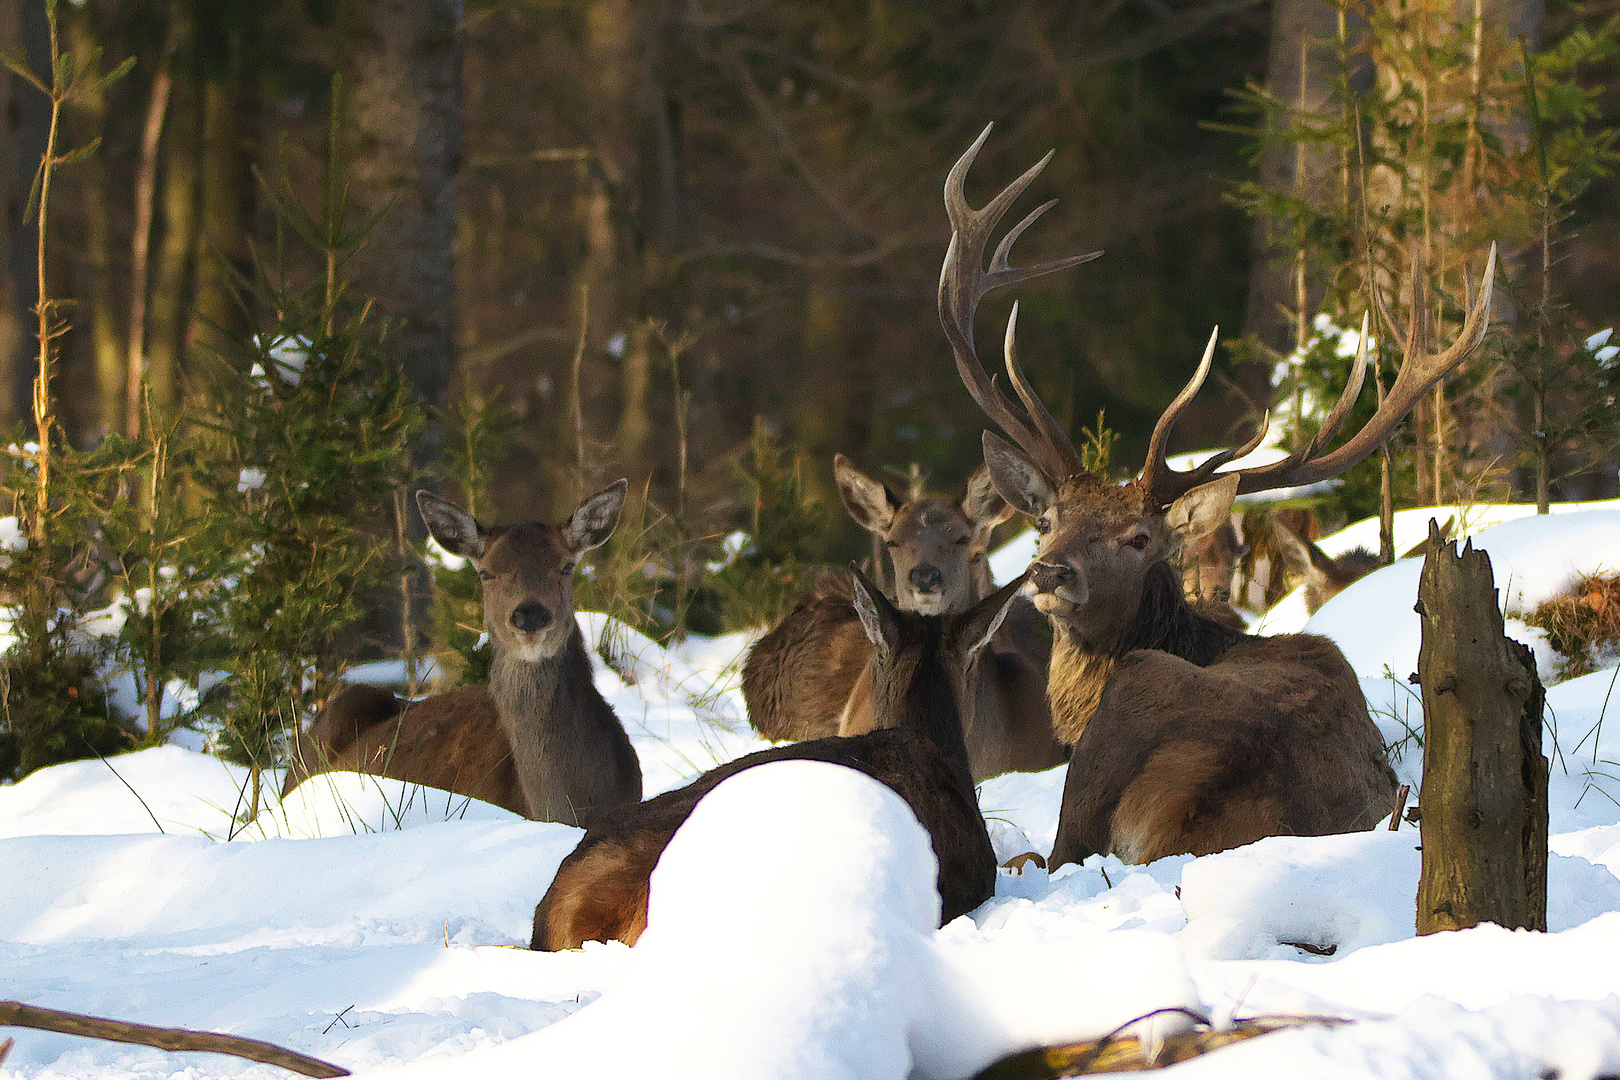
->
[1029,560,1077,594]
[908,564,943,594]
[510,602,552,634]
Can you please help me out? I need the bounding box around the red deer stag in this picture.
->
[742,457,1063,780]
[281,482,642,828]
[939,124,1493,866]
[531,566,1010,950]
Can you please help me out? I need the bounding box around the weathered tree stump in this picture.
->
[1415,523,1548,935]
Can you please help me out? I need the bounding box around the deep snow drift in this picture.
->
[4,505,1620,1079]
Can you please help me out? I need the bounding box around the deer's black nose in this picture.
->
[908,564,943,593]
[510,602,552,633]
[1030,560,1077,593]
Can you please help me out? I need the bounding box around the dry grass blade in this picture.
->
[1525,572,1620,680]
[0,1001,349,1078]
[971,1014,1348,1078]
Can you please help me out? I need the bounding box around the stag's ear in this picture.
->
[961,462,1014,533]
[835,454,901,535]
[982,431,1055,518]
[417,490,487,560]
[849,563,901,654]
[563,478,629,554]
[951,571,1027,665]
[1164,474,1239,545]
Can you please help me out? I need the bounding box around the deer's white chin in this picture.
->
[910,595,947,616]
[511,638,550,663]
[1033,587,1086,616]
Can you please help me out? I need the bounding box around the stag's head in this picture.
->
[939,124,1494,645]
[834,454,1012,615]
[417,480,628,663]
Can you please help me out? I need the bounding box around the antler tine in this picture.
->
[1005,303,1084,473]
[1138,327,1277,506]
[1226,243,1496,498]
[1301,311,1372,455]
[1139,327,1217,500]
[939,125,1101,483]
[939,235,1048,463]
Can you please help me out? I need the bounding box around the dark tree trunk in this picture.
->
[1242,0,1340,384]
[1415,523,1548,935]
[6,0,49,425]
[0,0,23,430]
[338,0,464,414]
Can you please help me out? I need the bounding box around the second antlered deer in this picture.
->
[939,125,1494,866]
[281,482,642,828]
[531,566,1009,950]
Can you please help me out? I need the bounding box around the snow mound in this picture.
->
[380,760,940,1080]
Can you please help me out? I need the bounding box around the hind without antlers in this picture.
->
[282,482,642,828]
[941,125,1492,866]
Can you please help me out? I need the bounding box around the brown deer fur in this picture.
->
[531,569,1010,951]
[937,128,1488,869]
[281,483,642,828]
[743,458,1060,778]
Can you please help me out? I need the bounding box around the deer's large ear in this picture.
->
[1164,474,1239,545]
[835,454,901,535]
[563,478,629,554]
[982,431,1055,518]
[849,563,901,654]
[961,461,1014,533]
[417,490,487,560]
[952,571,1027,665]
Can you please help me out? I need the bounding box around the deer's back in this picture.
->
[532,728,995,950]
[1050,633,1397,867]
[283,684,524,815]
[742,571,873,740]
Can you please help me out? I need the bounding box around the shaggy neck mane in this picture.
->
[1047,560,1247,743]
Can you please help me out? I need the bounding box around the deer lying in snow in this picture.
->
[939,125,1493,866]
[281,482,642,828]
[530,566,1007,950]
[742,456,1063,780]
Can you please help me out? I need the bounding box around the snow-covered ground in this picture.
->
[5,506,1620,1079]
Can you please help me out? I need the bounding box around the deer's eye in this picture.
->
[953,536,970,546]
[885,540,899,549]
[1126,533,1150,551]
[477,569,494,582]
[560,561,577,576]
[1033,517,1051,535]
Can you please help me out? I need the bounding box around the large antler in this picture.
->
[939,123,1102,482]
[1140,244,1496,508]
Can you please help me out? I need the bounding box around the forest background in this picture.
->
[7,0,1617,535]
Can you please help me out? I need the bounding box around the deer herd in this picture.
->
[282,125,1496,949]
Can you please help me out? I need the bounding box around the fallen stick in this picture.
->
[973,1013,1349,1077]
[0,1001,349,1078]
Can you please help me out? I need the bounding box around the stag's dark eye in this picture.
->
[1126,533,1150,551]
[560,561,577,576]
[885,540,899,549]
[477,569,494,582]
[953,536,970,546]
[1034,518,1051,535]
